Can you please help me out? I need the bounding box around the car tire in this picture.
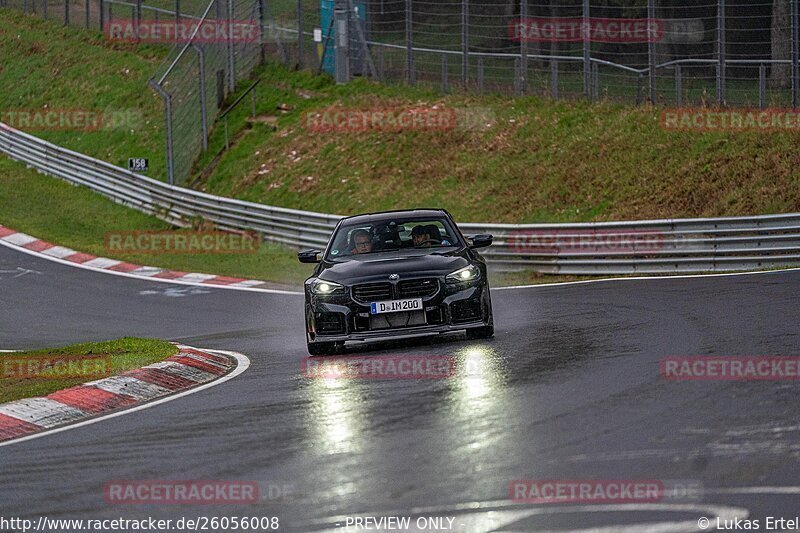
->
[307,341,343,356]
[465,325,494,340]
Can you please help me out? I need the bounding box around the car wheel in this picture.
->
[465,325,494,339]
[307,341,343,356]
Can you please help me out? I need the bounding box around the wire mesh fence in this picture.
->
[3,0,800,184]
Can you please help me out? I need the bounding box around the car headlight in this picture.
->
[446,264,481,284]
[309,279,344,295]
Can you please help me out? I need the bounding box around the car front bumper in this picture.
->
[306,282,491,344]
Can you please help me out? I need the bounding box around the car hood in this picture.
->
[319,251,470,285]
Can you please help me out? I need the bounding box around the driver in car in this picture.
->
[350,229,373,254]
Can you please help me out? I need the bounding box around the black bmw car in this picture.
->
[298,209,494,355]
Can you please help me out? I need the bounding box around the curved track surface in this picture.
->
[2,243,800,531]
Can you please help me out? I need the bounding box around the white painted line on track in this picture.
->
[493,266,800,291]
[0,238,302,296]
[0,347,250,448]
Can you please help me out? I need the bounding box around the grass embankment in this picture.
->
[0,338,176,403]
[0,9,168,178]
[199,62,800,223]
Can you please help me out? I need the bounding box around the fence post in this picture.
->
[592,62,599,100]
[442,54,449,92]
[64,0,69,25]
[149,80,175,186]
[136,0,141,24]
[582,0,590,97]
[520,0,527,94]
[717,0,726,105]
[334,3,350,83]
[376,46,384,81]
[462,0,468,87]
[792,0,799,108]
[550,59,558,99]
[193,45,208,152]
[258,0,265,65]
[85,0,89,28]
[477,55,484,93]
[227,0,235,92]
[297,0,303,69]
[514,57,521,95]
[405,0,414,85]
[99,0,104,31]
[647,0,656,104]
[675,64,682,106]
[759,63,766,109]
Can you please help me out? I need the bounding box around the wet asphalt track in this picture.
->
[2,242,800,532]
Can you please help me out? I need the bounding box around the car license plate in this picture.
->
[370,298,423,314]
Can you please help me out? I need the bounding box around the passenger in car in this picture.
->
[350,229,373,254]
[411,225,442,247]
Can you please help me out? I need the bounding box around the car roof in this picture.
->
[339,208,451,226]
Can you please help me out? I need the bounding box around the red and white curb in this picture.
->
[0,344,248,446]
[0,225,301,295]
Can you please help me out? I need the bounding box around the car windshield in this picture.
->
[325,216,462,261]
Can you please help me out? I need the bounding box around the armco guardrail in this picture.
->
[3,122,800,275]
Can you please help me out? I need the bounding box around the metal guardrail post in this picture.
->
[675,64,682,106]
[149,80,175,185]
[792,0,799,108]
[647,0,656,105]
[192,45,208,152]
[405,0,414,85]
[461,0,468,87]
[759,63,767,109]
[582,0,590,97]
[550,60,558,99]
[717,0,726,105]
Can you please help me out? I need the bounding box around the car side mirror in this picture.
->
[470,234,493,249]
[298,249,322,263]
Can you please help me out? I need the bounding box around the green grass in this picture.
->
[0,160,312,286]
[0,8,169,179]
[0,338,176,403]
[196,61,800,224]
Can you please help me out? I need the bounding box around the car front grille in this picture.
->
[353,283,393,303]
[398,278,439,298]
